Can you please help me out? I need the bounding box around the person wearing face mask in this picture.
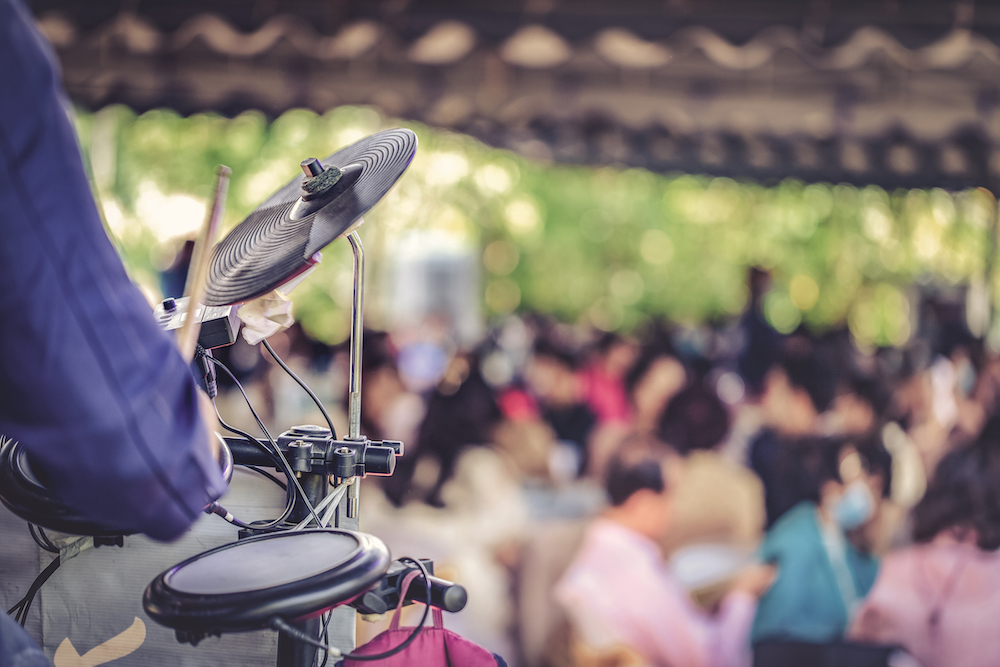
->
[750,437,881,656]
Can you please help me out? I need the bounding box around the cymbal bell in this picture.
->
[204,128,418,307]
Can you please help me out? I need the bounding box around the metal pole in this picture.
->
[275,618,319,667]
[347,231,365,440]
[276,470,326,667]
[346,231,364,519]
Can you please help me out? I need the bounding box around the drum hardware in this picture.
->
[200,128,417,521]
[266,556,440,664]
[5,128,465,666]
[350,559,468,616]
[201,129,417,309]
[154,298,241,351]
[143,528,393,645]
[214,426,399,531]
[141,130,435,667]
[345,231,365,519]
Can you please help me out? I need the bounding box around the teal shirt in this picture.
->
[751,501,879,644]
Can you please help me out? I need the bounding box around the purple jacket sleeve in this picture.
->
[0,0,228,541]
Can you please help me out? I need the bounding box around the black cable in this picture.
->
[204,501,255,530]
[36,527,59,553]
[213,403,285,469]
[12,557,61,626]
[214,410,295,530]
[267,617,333,658]
[205,356,323,528]
[262,339,338,439]
[319,611,332,667]
[208,366,295,529]
[268,558,432,662]
[28,525,58,554]
[245,465,288,491]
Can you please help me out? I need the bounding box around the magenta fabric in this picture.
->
[345,572,499,667]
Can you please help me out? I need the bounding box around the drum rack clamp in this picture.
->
[224,425,402,525]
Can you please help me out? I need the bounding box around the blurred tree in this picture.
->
[72,106,995,349]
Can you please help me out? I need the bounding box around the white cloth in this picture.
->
[238,290,294,345]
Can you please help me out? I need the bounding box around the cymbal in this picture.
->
[203,128,418,307]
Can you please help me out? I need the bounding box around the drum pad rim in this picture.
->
[143,528,391,634]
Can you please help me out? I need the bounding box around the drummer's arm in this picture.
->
[0,0,227,541]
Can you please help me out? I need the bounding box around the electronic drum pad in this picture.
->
[203,128,418,307]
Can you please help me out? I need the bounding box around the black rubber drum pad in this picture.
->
[143,529,391,635]
[204,128,417,307]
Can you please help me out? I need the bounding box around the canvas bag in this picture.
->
[343,571,505,666]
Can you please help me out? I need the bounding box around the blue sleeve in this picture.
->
[0,611,50,667]
[0,0,227,541]
[848,548,880,598]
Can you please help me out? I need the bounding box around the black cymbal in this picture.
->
[204,128,418,307]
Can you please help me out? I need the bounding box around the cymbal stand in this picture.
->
[276,229,366,667]
[345,230,365,519]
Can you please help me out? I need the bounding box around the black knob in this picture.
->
[359,591,388,615]
[288,440,312,473]
[335,446,358,478]
[363,446,396,477]
[301,158,324,177]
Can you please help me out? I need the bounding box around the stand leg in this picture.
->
[274,231,364,667]
[326,495,358,654]
[290,472,327,524]
[276,617,320,667]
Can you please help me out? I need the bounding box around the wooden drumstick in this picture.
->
[176,165,230,364]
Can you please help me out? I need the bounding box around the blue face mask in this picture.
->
[833,481,874,531]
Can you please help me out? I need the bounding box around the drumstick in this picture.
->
[176,165,230,364]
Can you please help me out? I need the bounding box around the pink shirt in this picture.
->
[579,367,631,424]
[555,519,757,667]
[849,539,1000,667]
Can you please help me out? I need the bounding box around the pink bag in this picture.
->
[345,571,504,666]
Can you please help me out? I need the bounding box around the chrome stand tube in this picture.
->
[346,231,365,518]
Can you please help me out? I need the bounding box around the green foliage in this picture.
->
[76,105,996,348]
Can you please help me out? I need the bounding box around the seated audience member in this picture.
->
[556,441,774,667]
[841,434,899,557]
[751,437,880,648]
[588,345,687,481]
[849,425,1000,667]
[750,344,838,527]
[579,332,639,425]
[657,382,765,555]
[355,331,422,444]
[384,352,502,507]
[526,337,597,476]
[828,373,887,437]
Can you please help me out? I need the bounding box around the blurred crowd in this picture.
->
[209,267,1000,667]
